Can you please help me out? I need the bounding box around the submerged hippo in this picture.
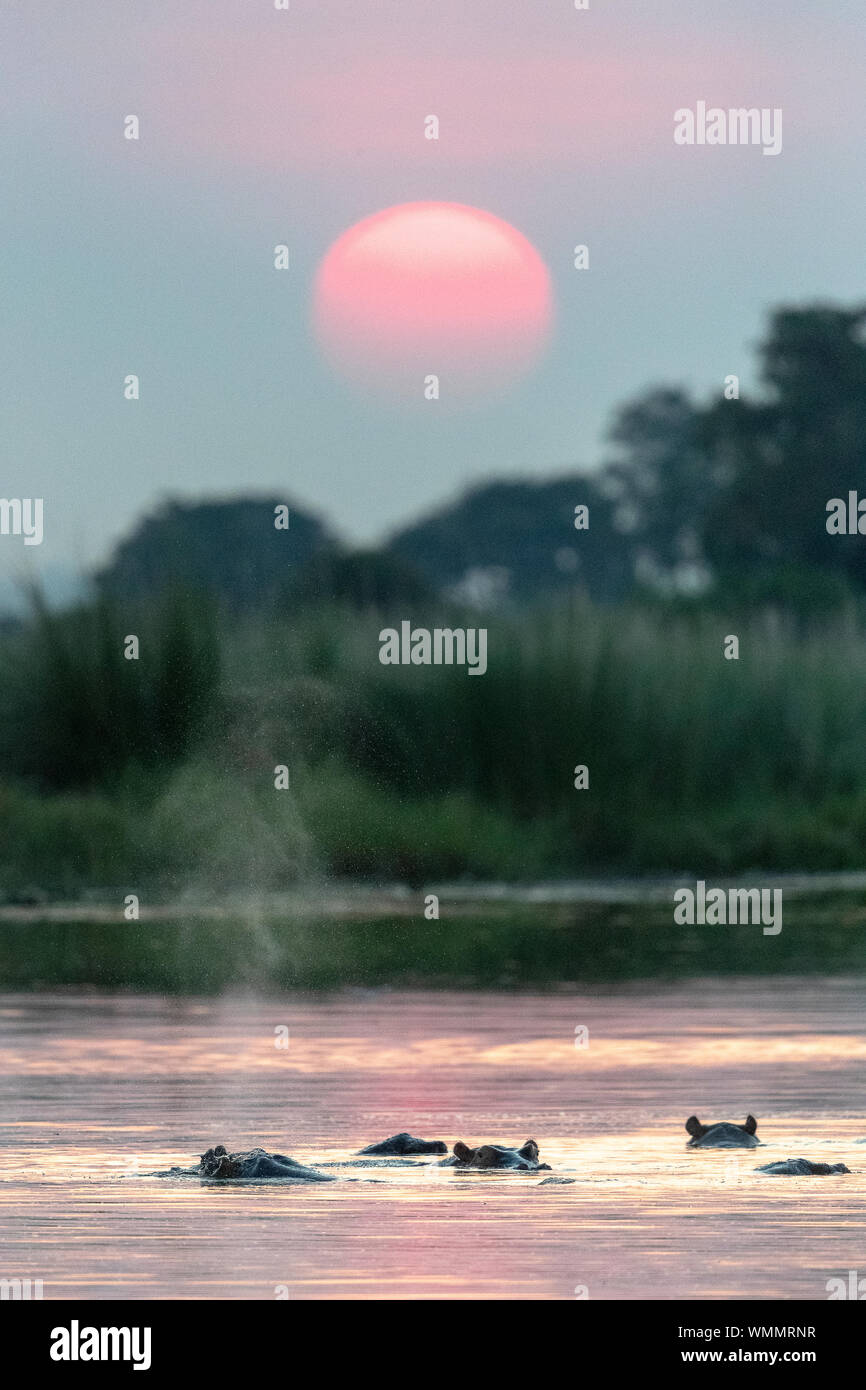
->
[357,1133,448,1156]
[686,1115,760,1149]
[756,1158,850,1176]
[442,1138,551,1171]
[197,1145,334,1182]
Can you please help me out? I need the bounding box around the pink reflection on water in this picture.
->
[1,982,864,1299]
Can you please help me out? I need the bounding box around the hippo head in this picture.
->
[756,1157,850,1176]
[358,1133,448,1156]
[451,1138,548,1170]
[685,1115,760,1149]
[199,1144,243,1178]
[196,1145,334,1182]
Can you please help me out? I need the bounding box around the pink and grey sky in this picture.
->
[1,0,863,591]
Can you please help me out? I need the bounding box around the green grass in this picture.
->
[0,588,220,791]
[4,592,866,899]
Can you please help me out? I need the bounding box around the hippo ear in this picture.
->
[453,1142,473,1163]
[685,1116,705,1138]
[743,1115,758,1135]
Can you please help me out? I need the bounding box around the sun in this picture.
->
[312,202,552,401]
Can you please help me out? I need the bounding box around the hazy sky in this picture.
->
[1,0,864,591]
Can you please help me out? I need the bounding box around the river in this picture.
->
[1,980,864,1299]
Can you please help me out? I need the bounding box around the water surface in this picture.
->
[1,981,864,1299]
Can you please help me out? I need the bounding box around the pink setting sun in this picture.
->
[312,202,553,401]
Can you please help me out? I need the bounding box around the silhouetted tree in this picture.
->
[292,549,434,609]
[386,476,635,604]
[704,305,866,588]
[96,497,336,610]
[603,387,717,591]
